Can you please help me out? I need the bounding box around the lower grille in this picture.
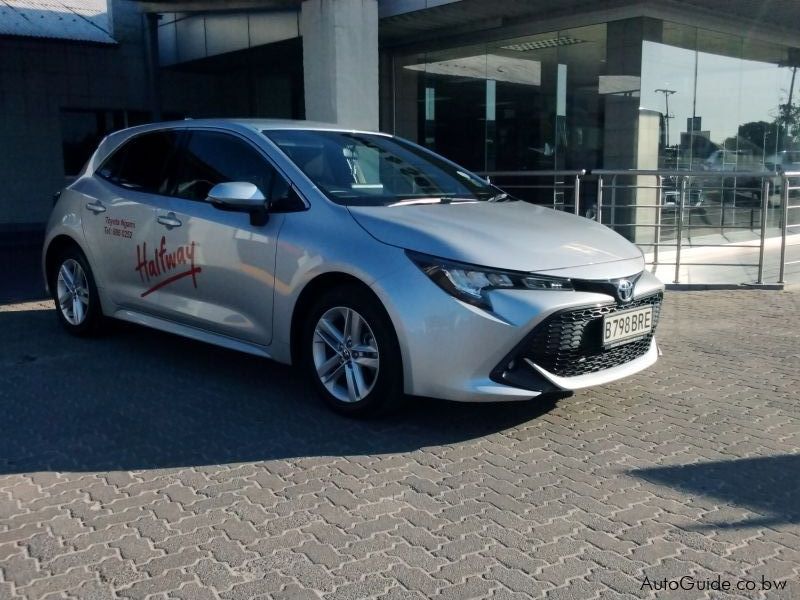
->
[517,293,663,378]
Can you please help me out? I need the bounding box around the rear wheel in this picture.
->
[303,285,403,416]
[50,246,104,336]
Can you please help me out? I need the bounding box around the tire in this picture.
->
[302,284,403,417]
[49,245,105,336]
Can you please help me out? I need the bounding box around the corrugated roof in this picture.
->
[0,0,116,44]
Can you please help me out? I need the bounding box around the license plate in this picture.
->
[602,306,653,347]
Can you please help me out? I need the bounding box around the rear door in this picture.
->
[146,129,287,346]
[82,129,183,312]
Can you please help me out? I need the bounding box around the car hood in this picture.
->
[348,201,643,273]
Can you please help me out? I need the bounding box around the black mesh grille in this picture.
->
[519,293,663,378]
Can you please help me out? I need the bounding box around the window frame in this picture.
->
[95,125,309,212]
[168,128,280,203]
[173,127,308,213]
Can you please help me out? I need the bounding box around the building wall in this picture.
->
[0,0,222,231]
[0,0,141,229]
[157,38,305,122]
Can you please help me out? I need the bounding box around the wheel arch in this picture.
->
[289,272,401,370]
[44,234,86,290]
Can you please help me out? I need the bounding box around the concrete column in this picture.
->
[300,0,379,130]
[603,17,661,244]
[143,12,162,121]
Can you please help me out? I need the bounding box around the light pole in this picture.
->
[778,48,800,153]
[779,65,797,152]
[655,88,676,151]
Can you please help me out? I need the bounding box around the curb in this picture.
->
[665,283,784,291]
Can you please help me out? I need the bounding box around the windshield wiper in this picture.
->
[486,192,509,202]
[476,184,516,202]
[387,197,477,207]
[475,190,515,202]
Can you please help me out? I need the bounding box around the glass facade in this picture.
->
[640,22,797,172]
[389,17,800,235]
[392,23,608,173]
[391,17,799,174]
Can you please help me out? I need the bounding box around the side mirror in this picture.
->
[207,182,266,211]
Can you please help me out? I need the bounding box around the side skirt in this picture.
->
[112,308,273,359]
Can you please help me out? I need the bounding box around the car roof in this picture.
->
[234,118,377,132]
[125,118,386,136]
[87,118,391,175]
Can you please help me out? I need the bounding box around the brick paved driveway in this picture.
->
[1,289,799,599]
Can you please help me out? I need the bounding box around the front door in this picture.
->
[143,129,284,347]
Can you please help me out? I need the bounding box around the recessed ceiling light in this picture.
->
[501,37,585,51]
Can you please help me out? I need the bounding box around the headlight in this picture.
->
[406,250,572,310]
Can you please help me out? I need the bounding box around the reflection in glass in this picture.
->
[392,25,607,174]
[390,17,800,229]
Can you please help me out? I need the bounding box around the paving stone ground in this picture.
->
[0,289,798,599]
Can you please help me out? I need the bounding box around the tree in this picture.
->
[777,101,800,148]
[736,121,780,154]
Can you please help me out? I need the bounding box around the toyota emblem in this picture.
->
[616,279,634,303]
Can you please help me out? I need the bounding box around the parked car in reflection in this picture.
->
[698,149,774,206]
[764,151,800,206]
[661,175,704,209]
[765,150,800,173]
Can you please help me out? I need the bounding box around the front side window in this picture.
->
[264,130,500,206]
[172,131,275,201]
[97,130,180,194]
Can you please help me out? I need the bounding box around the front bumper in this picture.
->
[491,291,662,390]
[529,337,658,390]
[371,263,664,402]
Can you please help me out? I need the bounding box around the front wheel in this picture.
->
[50,246,104,336]
[302,285,403,416]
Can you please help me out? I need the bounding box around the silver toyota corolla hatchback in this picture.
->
[43,119,664,415]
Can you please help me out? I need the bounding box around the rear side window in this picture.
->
[172,131,274,201]
[97,130,180,194]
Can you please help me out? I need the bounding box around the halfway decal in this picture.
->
[135,236,201,298]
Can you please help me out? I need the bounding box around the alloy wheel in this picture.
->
[312,306,380,403]
[56,258,90,326]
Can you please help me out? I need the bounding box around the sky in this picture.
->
[640,40,795,148]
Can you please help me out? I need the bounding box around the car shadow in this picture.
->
[0,244,48,303]
[0,306,563,474]
[629,455,800,529]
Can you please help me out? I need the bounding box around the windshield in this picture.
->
[263,129,505,206]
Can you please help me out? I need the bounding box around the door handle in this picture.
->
[157,212,182,229]
[85,201,106,214]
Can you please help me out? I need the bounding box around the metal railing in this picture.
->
[779,171,800,284]
[479,168,799,286]
[482,170,585,215]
